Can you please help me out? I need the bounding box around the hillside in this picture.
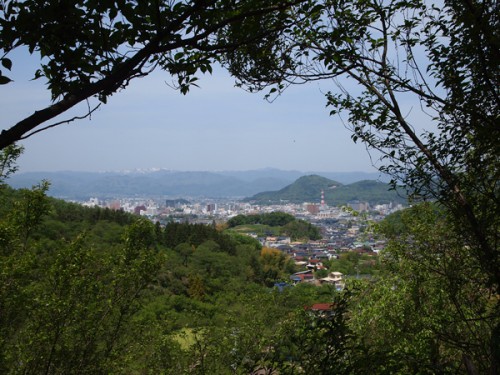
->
[7,169,387,199]
[0,184,319,372]
[244,175,406,205]
[325,180,406,205]
[244,175,342,203]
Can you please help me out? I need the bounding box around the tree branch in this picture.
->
[20,103,102,141]
[0,1,305,150]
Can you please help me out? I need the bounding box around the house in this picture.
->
[305,303,336,318]
[306,259,323,270]
[315,253,330,260]
[290,270,314,284]
[276,244,293,254]
[308,303,335,311]
[277,236,291,244]
[319,271,345,290]
[293,255,308,267]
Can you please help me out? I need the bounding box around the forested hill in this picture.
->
[244,175,406,205]
[0,184,313,372]
[244,175,341,203]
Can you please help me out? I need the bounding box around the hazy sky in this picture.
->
[2,50,380,173]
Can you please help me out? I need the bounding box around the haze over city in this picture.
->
[2,49,378,174]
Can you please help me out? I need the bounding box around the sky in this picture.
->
[2,50,380,174]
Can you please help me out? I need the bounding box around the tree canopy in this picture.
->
[227,212,296,227]
[0,0,309,149]
[225,0,499,285]
[222,1,499,370]
[1,1,499,372]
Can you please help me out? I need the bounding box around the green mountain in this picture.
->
[244,175,406,206]
[243,175,342,204]
[325,180,406,205]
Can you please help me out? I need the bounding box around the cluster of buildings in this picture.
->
[289,270,345,290]
[79,194,402,288]
[79,193,399,249]
[262,234,382,290]
[79,195,404,225]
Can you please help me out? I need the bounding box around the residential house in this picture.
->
[319,271,345,290]
[290,270,315,284]
[305,303,336,318]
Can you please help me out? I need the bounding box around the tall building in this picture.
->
[306,204,320,214]
[348,200,369,212]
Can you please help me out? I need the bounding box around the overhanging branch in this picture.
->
[0,0,306,150]
[20,103,102,141]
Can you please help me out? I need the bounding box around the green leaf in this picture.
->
[1,58,12,70]
[0,75,12,84]
[31,69,43,81]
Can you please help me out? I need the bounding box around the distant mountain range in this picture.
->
[6,168,393,201]
[244,175,406,205]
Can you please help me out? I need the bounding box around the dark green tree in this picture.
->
[227,212,296,228]
[175,242,195,266]
[350,203,498,373]
[222,1,499,371]
[281,219,321,240]
[274,291,353,375]
[0,145,23,184]
[224,0,499,285]
[0,150,167,372]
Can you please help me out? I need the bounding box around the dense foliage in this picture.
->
[228,0,499,287]
[225,1,499,371]
[0,184,164,373]
[227,211,322,240]
[0,167,339,373]
[348,204,499,374]
[1,0,498,373]
[227,211,296,227]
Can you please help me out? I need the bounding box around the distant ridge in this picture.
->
[7,169,390,200]
[243,175,406,205]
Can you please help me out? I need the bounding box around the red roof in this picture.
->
[309,303,335,311]
[297,274,314,281]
